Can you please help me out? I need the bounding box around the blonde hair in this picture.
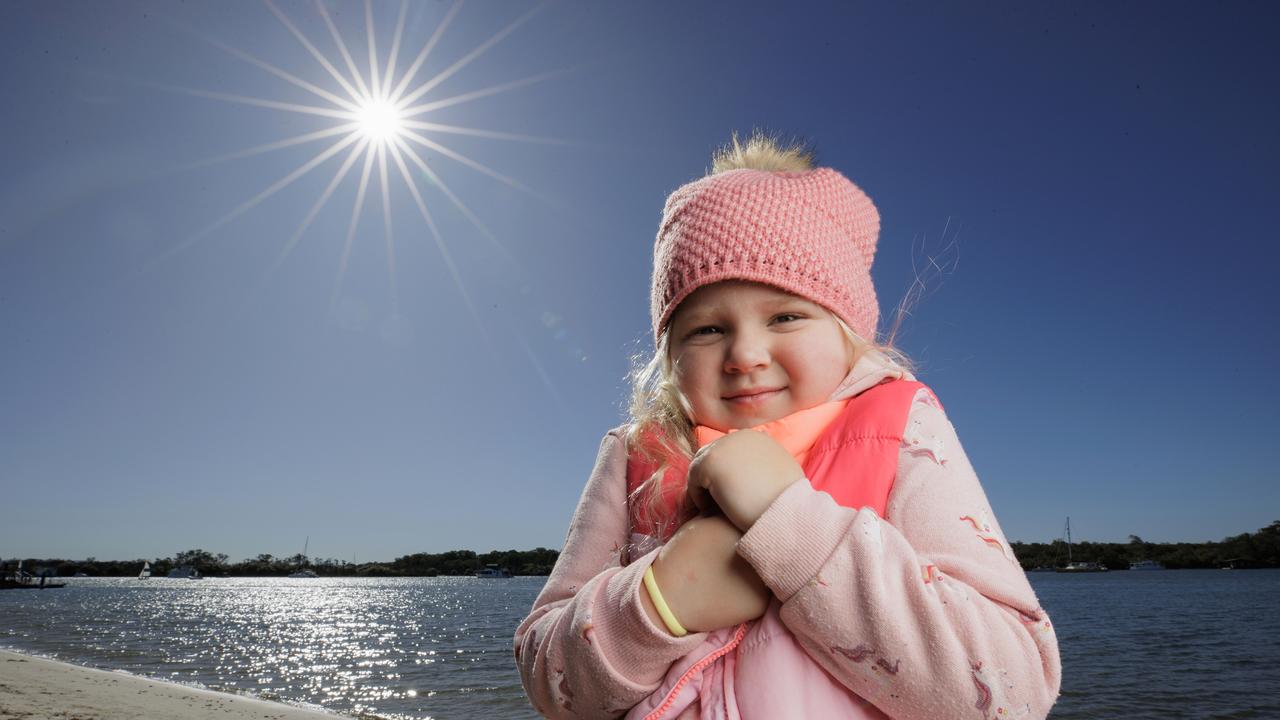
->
[625,131,920,536]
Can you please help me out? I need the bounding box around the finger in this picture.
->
[686,483,709,513]
[687,484,724,517]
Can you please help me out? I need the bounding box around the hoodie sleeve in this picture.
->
[514,428,708,719]
[736,390,1062,720]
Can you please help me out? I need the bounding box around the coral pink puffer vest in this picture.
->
[624,379,929,720]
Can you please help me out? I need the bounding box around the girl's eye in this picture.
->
[689,325,722,337]
[773,313,802,324]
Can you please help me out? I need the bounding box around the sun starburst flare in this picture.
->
[142,0,578,409]
[158,0,567,323]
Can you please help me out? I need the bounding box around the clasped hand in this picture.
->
[686,430,805,531]
[645,431,804,634]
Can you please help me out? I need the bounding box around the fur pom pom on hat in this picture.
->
[650,138,881,342]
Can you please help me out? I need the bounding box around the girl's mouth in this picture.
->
[723,387,784,406]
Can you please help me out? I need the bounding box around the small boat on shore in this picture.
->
[1,563,66,589]
[0,578,66,589]
[1057,561,1109,573]
[288,537,318,578]
[1055,517,1109,573]
[166,565,202,579]
[475,565,512,578]
[1129,559,1165,570]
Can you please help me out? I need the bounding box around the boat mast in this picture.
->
[1064,517,1073,565]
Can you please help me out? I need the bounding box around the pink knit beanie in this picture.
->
[651,167,881,342]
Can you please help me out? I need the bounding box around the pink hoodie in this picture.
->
[625,377,920,720]
[515,353,1061,719]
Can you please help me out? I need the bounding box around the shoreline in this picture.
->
[0,649,357,720]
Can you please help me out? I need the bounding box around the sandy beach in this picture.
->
[0,650,352,720]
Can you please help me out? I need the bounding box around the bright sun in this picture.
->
[161,2,573,400]
[356,99,403,145]
[172,1,558,330]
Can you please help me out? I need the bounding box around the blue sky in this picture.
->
[2,1,1277,563]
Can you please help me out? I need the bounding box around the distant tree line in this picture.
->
[5,522,1277,577]
[1010,520,1280,570]
[0,547,563,578]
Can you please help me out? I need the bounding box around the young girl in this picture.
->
[515,134,1061,719]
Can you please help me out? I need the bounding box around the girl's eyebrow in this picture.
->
[754,295,815,311]
[673,301,811,333]
[673,304,723,324]
[671,313,714,333]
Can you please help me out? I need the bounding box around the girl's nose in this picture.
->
[723,330,770,373]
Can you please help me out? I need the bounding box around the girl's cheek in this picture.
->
[672,367,704,415]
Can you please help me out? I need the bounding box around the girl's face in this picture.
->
[667,281,855,432]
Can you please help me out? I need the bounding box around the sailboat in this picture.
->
[1055,517,1108,573]
[138,561,151,580]
[288,537,318,578]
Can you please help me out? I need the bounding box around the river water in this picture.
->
[2,570,1277,719]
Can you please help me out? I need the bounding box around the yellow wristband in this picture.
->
[642,565,688,637]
